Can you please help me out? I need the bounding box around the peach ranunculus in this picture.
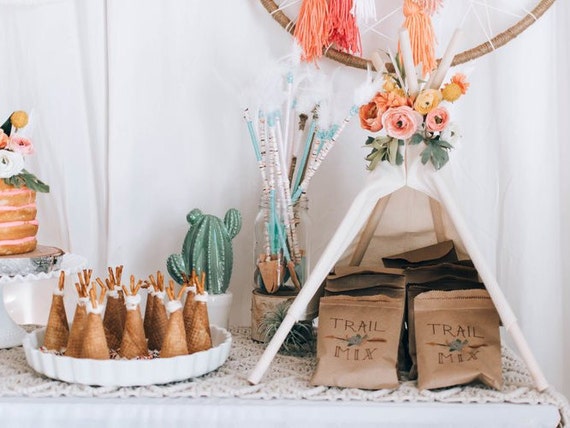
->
[382,106,422,140]
[413,89,442,115]
[7,135,35,155]
[0,130,8,149]
[359,100,383,132]
[426,106,450,132]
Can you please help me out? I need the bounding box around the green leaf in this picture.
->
[3,169,49,193]
[420,145,432,165]
[436,139,453,149]
[388,138,398,165]
[365,136,375,146]
[395,150,404,165]
[410,133,424,145]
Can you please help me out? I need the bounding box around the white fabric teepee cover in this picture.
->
[248,144,548,391]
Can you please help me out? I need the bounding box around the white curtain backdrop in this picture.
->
[0,0,567,397]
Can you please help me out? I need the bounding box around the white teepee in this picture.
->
[248,144,548,391]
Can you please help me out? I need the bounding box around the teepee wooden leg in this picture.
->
[349,195,391,266]
[431,174,548,391]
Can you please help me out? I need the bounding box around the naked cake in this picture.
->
[0,111,49,255]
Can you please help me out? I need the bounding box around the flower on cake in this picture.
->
[0,111,49,192]
[360,57,469,171]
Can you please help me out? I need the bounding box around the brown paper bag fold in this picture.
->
[43,294,69,352]
[382,240,458,268]
[414,289,503,390]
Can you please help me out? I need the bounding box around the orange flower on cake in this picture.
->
[382,106,422,140]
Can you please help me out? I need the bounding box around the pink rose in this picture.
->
[382,106,421,140]
[426,106,450,132]
[7,135,34,155]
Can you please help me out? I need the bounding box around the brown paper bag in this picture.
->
[407,276,484,379]
[324,266,405,297]
[382,240,458,268]
[324,266,409,374]
[311,294,405,389]
[415,289,503,390]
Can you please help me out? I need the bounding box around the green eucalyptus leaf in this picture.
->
[420,146,432,165]
[410,133,424,145]
[388,138,398,165]
[437,139,453,149]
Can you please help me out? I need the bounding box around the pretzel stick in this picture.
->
[99,287,107,305]
[107,267,116,286]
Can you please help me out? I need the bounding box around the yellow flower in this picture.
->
[383,75,397,92]
[441,83,462,102]
[10,111,28,129]
[413,89,442,115]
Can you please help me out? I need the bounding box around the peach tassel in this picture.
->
[402,0,443,76]
[294,0,329,62]
[328,0,361,56]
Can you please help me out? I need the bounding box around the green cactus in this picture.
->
[167,208,242,294]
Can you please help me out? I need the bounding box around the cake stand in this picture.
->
[0,251,86,348]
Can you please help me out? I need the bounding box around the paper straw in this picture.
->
[292,112,317,196]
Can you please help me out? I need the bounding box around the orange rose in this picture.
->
[359,100,383,132]
[374,90,409,112]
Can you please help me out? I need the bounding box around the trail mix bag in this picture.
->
[414,289,503,390]
[311,294,405,389]
[382,240,458,269]
[407,276,484,379]
[325,266,409,373]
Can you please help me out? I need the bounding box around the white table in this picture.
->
[0,327,565,428]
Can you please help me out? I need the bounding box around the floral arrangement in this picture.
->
[0,111,49,192]
[359,57,469,171]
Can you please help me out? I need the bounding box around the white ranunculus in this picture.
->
[0,149,25,178]
[441,122,462,145]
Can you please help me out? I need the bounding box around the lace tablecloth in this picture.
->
[0,327,568,426]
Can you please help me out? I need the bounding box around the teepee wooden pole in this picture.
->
[349,195,391,266]
[431,174,548,391]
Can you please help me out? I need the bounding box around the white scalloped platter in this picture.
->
[23,326,232,387]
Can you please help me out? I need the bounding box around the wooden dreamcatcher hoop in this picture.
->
[259,0,556,70]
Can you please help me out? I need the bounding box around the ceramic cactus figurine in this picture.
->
[167,208,242,294]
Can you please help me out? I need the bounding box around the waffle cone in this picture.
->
[103,295,125,350]
[160,309,188,358]
[119,306,148,359]
[186,302,212,354]
[43,294,69,351]
[147,298,168,351]
[81,312,109,360]
[64,303,87,357]
[183,292,197,336]
[143,293,155,340]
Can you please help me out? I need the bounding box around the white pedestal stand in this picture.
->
[0,253,86,348]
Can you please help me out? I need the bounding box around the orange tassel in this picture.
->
[328,0,362,56]
[402,0,443,77]
[294,0,329,63]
